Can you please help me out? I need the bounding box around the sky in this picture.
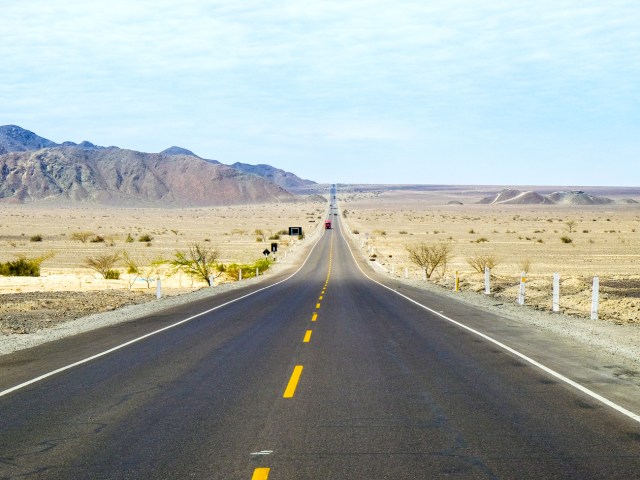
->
[1,1,639,185]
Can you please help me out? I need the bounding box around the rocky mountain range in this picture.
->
[478,189,618,205]
[0,125,316,206]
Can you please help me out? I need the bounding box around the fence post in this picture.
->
[484,267,491,294]
[591,276,600,320]
[552,273,560,312]
[156,278,162,299]
[454,271,459,292]
[518,272,526,305]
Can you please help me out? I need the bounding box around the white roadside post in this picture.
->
[422,268,427,281]
[454,271,460,292]
[518,272,526,305]
[209,275,215,287]
[484,267,491,294]
[404,267,409,279]
[156,278,162,299]
[239,269,243,281]
[552,273,560,312]
[591,276,600,320]
[391,265,395,276]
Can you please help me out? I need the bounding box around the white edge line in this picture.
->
[0,229,327,399]
[337,215,640,424]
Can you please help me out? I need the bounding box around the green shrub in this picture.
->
[560,236,573,244]
[125,233,135,243]
[139,234,153,242]
[90,235,105,243]
[225,258,272,281]
[0,254,53,277]
[104,269,121,279]
[30,234,43,242]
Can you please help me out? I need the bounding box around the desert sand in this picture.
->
[0,202,325,334]
[340,187,640,324]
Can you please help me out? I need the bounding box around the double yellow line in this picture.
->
[252,234,334,478]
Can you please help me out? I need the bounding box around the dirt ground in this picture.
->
[0,202,325,335]
[340,188,640,324]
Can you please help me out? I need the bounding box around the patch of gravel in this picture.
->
[0,226,323,356]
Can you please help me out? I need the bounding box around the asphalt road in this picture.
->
[1,214,640,479]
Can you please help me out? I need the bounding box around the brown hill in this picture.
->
[0,147,294,206]
[478,189,616,205]
[546,191,614,205]
[0,125,57,154]
[478,189,554,205]
[231,162,316,190]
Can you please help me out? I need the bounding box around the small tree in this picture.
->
[467,254,499,273]
[123,252,169,289]
[171,243,221,286]
[405,242,451,278]
[565,220,576,233]
[84,252,121,279]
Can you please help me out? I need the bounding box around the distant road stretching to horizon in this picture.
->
[1,196,639,478]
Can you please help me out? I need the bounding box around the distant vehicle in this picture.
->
[334,213,337,216]
[324,220,332,229]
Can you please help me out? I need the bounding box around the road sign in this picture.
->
[288,227,302,236]
[263,249,271,257]
[271,242,278,253]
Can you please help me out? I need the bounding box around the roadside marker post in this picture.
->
[404,267,409,279]
[239,269,243,281]
[454,271,460,292]
[518,272,526,305]
[209,275,215,287]
[156,278,162,299]
[484,267,491,295]
[591,276,600,320]
[422,268,427,281]
[552,273,560,312]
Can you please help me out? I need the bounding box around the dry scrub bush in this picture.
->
[84,253,121,279]
[405,242,451,278]
[467,254,499,273]
[518,259,532,274]
[71,231,94,243]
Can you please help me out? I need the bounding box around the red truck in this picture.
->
[324,220,332,229]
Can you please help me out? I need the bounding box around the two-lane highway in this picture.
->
[1,214,639,479]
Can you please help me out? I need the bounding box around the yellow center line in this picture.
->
[252,467,270,480]
[303,330,312,343]
[316,303,321,309]
[319,295,323,300]
[312,313,318,322]
[283,365,304,398]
